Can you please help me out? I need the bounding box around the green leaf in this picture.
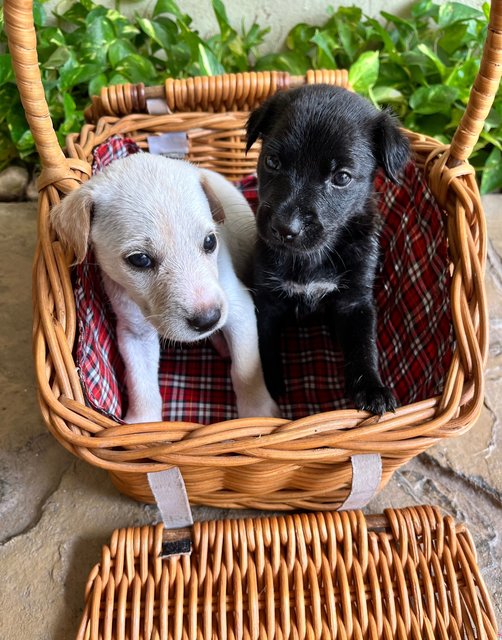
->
[438,22,469,54]
[438,2,484,27]
[378,59,410,86]
[364,17,395,53]
[409,84,459,114]
[335,20,358,61]
[381,11,416,38]
[108,11,141,38]
[85,15,116,46]
[108,73,130,85]
[445,58,479,96]
[0,129,17,170]
[197,44,225,76]
[16,129,35,153]
[286,23,316,55]
[108,39,137,67]
[33,0,46,27]
[59,63,102,91]
[255,52,309,75]
[6,109,29,144]
[480,147,502,194]
[349,51,380,95]
[411,0,440,20]
[162,43,191,75]
[63,93,76,119]
[212,0,235,41]
[38,27,66,50]
[153,0,186,20]
[136,17,175,49]
[400,50,437,78]
[371,85,405,104]
[480,130,502,151]
[416,44,447,78]
[242,23,270,51]
[115,54,157,83]
[485,103,502,129]
[43,46,72,70]
[310,31,337,69]
[86,7,109,22]
[55,1,90,25]
[88,74,108,97]
[0,54,14,84]
[407,112,451,138]
[334,6,363,26]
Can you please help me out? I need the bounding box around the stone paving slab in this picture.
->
[0,200,500,639]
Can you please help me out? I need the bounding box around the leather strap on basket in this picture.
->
[340,454,382,510]
[148,468,193,556]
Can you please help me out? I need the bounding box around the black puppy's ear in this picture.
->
[373,109,410,184]
[245,93,288,153]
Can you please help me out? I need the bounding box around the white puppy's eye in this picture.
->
[126,253,154,269]
[264,154,281,171]
[203,233,217,253]
[331,170,352,187]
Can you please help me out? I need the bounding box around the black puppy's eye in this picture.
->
[264,154,281,171]
[331,171,352,187]
[126,253,154,269]
[203,233,217,253]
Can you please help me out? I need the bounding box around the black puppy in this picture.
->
[246,85,409,415]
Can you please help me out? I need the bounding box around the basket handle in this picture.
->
[3,0,75,185]
[4,0,502,167]
[449,0,502,163]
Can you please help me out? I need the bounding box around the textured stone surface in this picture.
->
[0,166,29,201]
[0,198,501,639]
[25,174,39,201]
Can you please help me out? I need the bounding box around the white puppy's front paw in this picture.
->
[123,398,163,424]
[237,395,282,419]
[123,409,163,424]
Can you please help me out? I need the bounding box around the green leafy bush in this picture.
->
[0,0,501,193]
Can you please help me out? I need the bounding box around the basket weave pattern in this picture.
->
[4,0,500,508]
[76,506,498,639]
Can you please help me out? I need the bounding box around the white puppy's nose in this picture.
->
[187,307,222,333]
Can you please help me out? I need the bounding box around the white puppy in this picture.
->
[51,153,280,422]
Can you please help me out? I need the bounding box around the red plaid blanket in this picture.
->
[74,135,453,423]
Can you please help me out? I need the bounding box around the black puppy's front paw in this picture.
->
[352,384,397,415]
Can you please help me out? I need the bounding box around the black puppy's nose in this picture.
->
[271,219,303,241]
[187,307,221,332]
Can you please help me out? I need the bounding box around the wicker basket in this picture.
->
[4,1,499,509]
[76,506,498,639]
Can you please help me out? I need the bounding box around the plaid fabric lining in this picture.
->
[74,135,453,423]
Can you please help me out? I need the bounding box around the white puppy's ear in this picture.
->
[200,175,225,223]
[50,184,93,263]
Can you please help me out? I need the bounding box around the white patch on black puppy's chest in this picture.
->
[281,279,339,301]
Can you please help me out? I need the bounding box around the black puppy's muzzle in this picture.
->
[270,218,303,242]
[257,202,307,246]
